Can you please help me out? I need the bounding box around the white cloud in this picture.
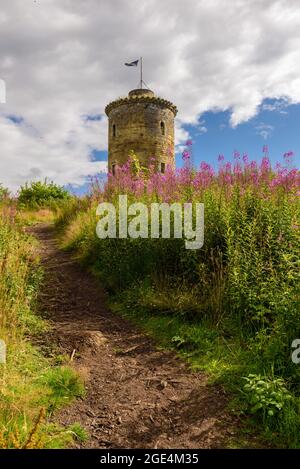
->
[261,99,290,114]
[0,0,300,189]
[174,119,190,146]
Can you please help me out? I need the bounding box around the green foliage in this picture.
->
[18,180,70,208]
[243,374,292,419]
[67,423,89,443]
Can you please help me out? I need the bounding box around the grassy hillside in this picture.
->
[56,153,300,447]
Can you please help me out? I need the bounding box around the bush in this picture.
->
[243,374,293,420]
[18,180,70,208]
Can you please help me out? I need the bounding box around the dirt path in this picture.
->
[31,224,238,449]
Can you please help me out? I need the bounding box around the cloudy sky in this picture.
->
[0,0,300,190]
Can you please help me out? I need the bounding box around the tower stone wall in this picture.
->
[105,88,177,172]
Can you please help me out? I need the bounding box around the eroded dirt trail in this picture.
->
[32,224,237,449]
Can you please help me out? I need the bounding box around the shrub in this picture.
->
[243,373,292,420]
[18,180,70,208]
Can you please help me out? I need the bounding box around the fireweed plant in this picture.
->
[57,145,300,447]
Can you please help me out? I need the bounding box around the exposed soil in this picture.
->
[31,223,240,449]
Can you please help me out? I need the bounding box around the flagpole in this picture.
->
[140,57,143,89]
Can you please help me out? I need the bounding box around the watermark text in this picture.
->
[96,195,204,249]
[0,79,6,103]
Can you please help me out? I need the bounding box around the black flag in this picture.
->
[125,59,139,67]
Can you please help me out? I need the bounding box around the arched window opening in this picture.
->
[112,124,116,137]
[112,163,116,176]
[160,162,166,174]
[160,121,165,135]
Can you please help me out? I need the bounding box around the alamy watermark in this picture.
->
[96,195,204,249]
[291,339,300,364]
[0,79,6,103]
[0,339,6,364]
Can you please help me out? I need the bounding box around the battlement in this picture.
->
[105,89,177,117]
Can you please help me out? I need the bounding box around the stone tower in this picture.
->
[105,88,177,174]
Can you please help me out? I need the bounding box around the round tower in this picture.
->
[105,88,177,174]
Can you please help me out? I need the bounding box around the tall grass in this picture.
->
[0,204,39,333]
[56,149,300,447]
[0,202,86,448]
